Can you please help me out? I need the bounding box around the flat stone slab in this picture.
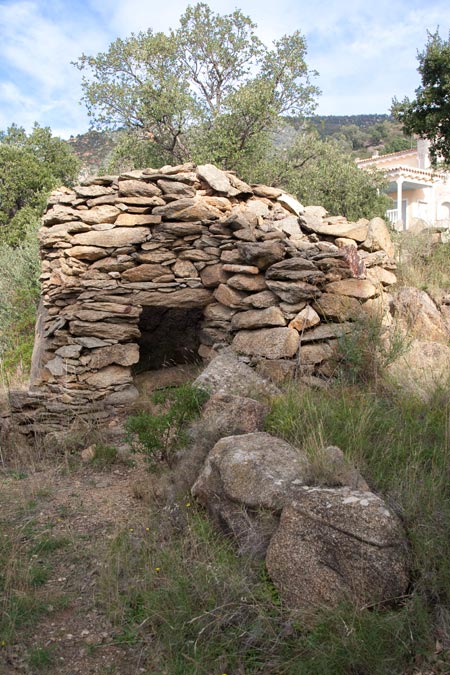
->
[232,327,300,359]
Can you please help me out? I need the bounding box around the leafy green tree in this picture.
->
[392,30,450,165]
[251,132,390,221]
[0,123,79,244]
[75,3,319,171]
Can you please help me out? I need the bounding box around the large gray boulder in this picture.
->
[192,432,310,556]
[266,486,409,609]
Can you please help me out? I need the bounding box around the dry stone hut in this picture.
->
[25,162,396,428]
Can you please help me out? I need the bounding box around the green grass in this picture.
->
[396,233,450,293]
[265,382,450,660]
[28,645,54,670]
[95,374,450,674]
[0,518,71,643]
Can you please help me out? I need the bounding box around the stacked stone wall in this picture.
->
[30,162,397,419]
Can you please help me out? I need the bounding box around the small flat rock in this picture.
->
[118,179,162,197]
[79,205,121,225]
[213,284,247,309]
[302,219,368,242]
[115,213,162,226]
[252,184,283,199]
[153,198,222,222]
[203,302,236,322]
[200,264,230,288]
[197,164,232,193]
[88,343,140,369]
[67,245,108,261]
[69,321,140,341]
[241,290,279,309]
[222,264,260,275]
[156,179,196,197]
[117,196,165,207]
[83,365,133,388]
[172,259,198,278]
[288,306,320,331]
[227,273,267,292]
[231,307,286,330]
[325,279,378,299]
[136,251,175,264]
[266,279,321,303]
[313,293,365,322]
[277,193,304,216]
[237,241,285,270]
[133,288,213,308]
[72,227,150,248]
[122,264,168,282]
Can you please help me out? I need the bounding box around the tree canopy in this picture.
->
[392,30,450,165]
[250,131,390,221]
[0,123,79,245]
[75,2,319,171]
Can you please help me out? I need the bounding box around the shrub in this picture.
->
[125,384,209,470]
[333,313,407,387]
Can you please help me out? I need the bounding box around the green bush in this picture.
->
[0,226,40,379]
[125,384,209,469]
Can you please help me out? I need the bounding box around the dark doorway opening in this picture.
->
[135,306,203,373]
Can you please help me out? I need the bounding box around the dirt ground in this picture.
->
[0,454,160,674]
[0,367,198,675]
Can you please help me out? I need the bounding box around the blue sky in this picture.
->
[1,0,450,138]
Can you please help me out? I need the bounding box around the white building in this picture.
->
[357,139,450,231]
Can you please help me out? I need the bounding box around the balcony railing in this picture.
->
[386,208,399,223]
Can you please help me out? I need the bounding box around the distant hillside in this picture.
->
[308,114,413,157]
[66,130,118,178]
[308,113,392,135]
